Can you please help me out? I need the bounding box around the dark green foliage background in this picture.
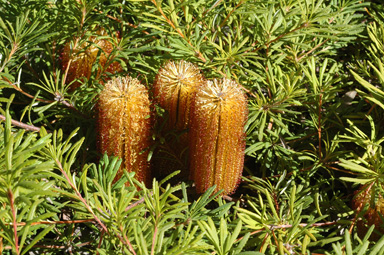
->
[1,0,384,254]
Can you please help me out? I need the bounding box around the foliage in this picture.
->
[1,0,384,254]
[328,226,384,255]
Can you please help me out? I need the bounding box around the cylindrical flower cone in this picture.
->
[189,78,248,195]
[61,28,122,90]
[153,60,204,179]
[97,76,152,186]
[154,60,204,132]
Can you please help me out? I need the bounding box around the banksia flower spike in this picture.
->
[154,60,204,133]
[61,28,122,90]
[97,76,152,186]
[189,78,248,195]
[153,60,204,178]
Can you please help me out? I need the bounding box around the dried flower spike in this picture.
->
[189,78,248,195]
[61,28,122,90]
[352,186,384,240]
[153,60,204,178]
[97,76,152,186]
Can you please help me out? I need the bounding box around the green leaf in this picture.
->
[21,225,55,255]
[339,159,378,176]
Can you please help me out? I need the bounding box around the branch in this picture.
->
[236,221,339,242]
[1,75,52,104]
[151,225,158,255]
[55,159,109,233]
[318,93,323,158]
[55,160,134,252]
[4,219,95,226]
[297,38,330,62]
[252,23,310,53]
[2,75,87,118]
[125,194,147,211]
[3,242,93,250]
[0,114,42,132]
[93,8,151,36]
[7,189,20,255]
[150,0,206,62]
[0,41,19,74]
[219,0,244,29]
[120,226,137,255]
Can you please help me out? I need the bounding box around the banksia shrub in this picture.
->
[153,60,204,178]
[61,28,123,90]
[97,76,152,186]
[189,78,248,195]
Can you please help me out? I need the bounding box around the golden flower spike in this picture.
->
[97,76,152,186]
[189,78,248,195]
[153,60,204,179]
[154,60,204,133]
